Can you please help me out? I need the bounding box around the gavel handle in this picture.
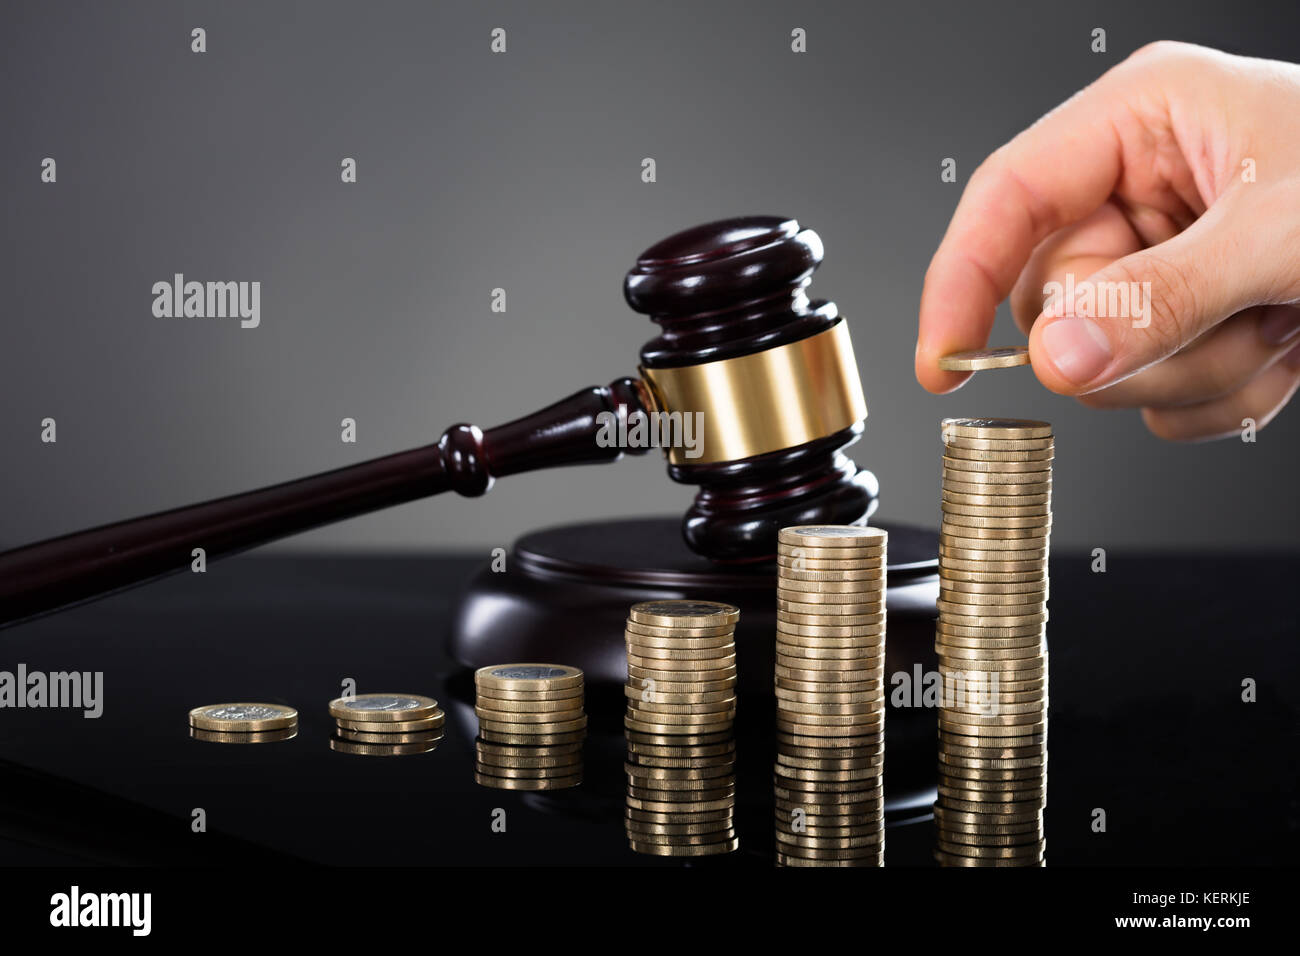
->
[0,377,650,628]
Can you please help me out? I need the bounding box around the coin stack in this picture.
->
[774,526,887,866]
[935,417,1050,866]
[329,693,445,756]
[475,664,586,789]
[189,702,298,743]
[623,600,740,856]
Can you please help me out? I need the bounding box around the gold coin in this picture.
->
[624,685,736,705]
[474,664,584,692]
[628,837,739,856]
[777,678,884,696]
[626,655,736,673]
[624,717,734,736]
[476,750,582,770]
[776,751,884,771]
[935,616,1045,632]
[628,699,738,717]
[779,525,888,545]
[776,643,885,660]
[935,633,1045,651]
[189,726,297,744]
[623,620,735,639]
[624,829,738,848]
[777,603,886,620]
[776,664,881,683]
[777,544,887,561]
[626,663,737,682]
[942,434,1054,452]
[937,347,1030,371]
[337,728,446,744]
[943,489,1051,507]
[939,761,1046,780]
[777,568,888,582]
[625,675,737,695]
[942,478,1051,496]
[776,577,885,593]
[778,699,884,717]
[624,633,736,650]
[941,577,1048,594]
[775,651,883,670]
[776,621,886,638]
[624,816,738,832]
[626,810,734,828]
[776,557,885,571]
[475,762,581,780]
[941,418,1052,439]
[478,728,587,745]
[942,514,1052,531]
[943,454,1051,474]
[935,643,1045,662]
[478,713,587,731]
[330,737,439,756]
[469,695,580,714]
[628,601,740,628]
[625,730,733,749]
[338,718,444,737]
[775,687,885,705]
[776,629,885,646]
[189,703,298,732]
[475,705,586,724]
[940,554,1049,573]
[935,620,1044,638]
[934,806,1044,826]
[475,772,581,790]
[624,642,736,661]
[626,784,735,803]
[942,446,1053,463]
[941,501,1050,519]
[475,686,584,702]
[775,642,884,660]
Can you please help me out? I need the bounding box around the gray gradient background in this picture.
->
[2,0,1297,556]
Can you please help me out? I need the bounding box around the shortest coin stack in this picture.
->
[475,664,586,789]
[189,703,298,743]
[329,693,445,756]
[623,600,741,856]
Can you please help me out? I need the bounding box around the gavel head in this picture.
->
[624,216,879,563]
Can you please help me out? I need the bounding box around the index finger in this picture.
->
[915,79,1126,393]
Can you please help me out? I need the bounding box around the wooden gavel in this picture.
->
[0,216,879,627]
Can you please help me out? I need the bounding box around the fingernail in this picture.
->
[1259,310,1300,346]
[1041,317,1113,385]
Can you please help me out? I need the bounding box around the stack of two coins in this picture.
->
[329,694,445,756]
[774,526,888,867]
[935,418,1051,866]
[189,703,298,744]
[475,665,586,790]
[624,601,740,857]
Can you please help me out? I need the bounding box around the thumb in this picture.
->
[1027,206,1260,394]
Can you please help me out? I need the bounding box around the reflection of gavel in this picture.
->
[0,216,878,626]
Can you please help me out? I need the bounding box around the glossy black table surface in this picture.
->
[0,551,1295,866]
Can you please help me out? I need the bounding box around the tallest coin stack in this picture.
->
[934,418,1051,866]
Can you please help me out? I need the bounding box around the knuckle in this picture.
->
[1111,254,1200,352]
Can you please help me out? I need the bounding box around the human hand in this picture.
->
[916,41,1300,440]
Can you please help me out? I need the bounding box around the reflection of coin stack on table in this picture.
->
[329,693,445,756]
[623,600,740,857]
[189,703,298,744]
[774,526,887,867]
[934,418,1051,866]
[475,664,586,790]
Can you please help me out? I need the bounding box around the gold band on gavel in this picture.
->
[638,320,868,466]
